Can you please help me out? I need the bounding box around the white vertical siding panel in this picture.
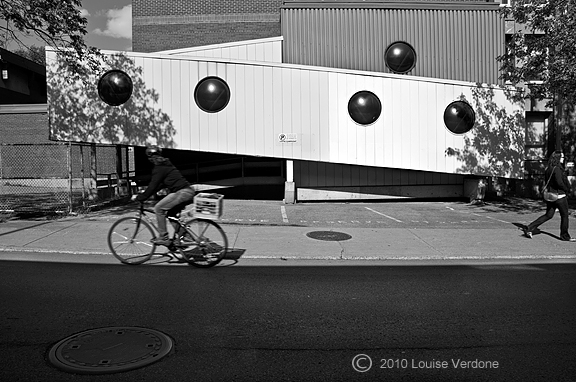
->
[290,69,303,159]
[337,73,350,163]
[407,81,421,168]
[444,85,458,173]
[263,43,273,63]
[227,46,239,60]
[215,62,229,153]
[328,72,340,163]
[246,45,256,61]
[255,43,265,63]
[244,65,257,154]
[251,65,264,155]
[390,77,403,169]
[435,84,448,172]
[187,61,200,151]
[169,60,182,148]
[422,82,436,172]
[151,59,162,120]
[262,66,275,156]
[272,66,284,158]
[317,71,330,162]
[225,64,238,154]
[307,70,320,161]
[414,80,427,170]
[345,73,358,164]
[354,76,367,165]
[160,60,174,144]
[300,69,312,160]
[237,45,248,61]
[179,60,191,151]
[381,77,394,167]
[273,41,283,63]
[281,68,293,158]
[197,62,211,151]
[235,65,248,154]
[374,77,386,167]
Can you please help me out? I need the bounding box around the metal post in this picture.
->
[125,145,131,196]
[115,145,123,197]
[90,143,97,200]
[67,141,73,213]
[79,144,86,206]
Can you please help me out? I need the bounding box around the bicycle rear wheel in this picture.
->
[178,218,227,268]
[107,217,156,265]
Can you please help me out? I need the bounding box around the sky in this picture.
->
[80,0,133,51]
[3,0,133,52]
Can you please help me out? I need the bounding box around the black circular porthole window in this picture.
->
[98,70,133,106]
[194,76,231,113]
[348,91,382,125]
[384,42,417,74]
[444,101,476,134]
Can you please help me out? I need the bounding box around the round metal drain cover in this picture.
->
[48,327,173,375]
[306,231,352,241]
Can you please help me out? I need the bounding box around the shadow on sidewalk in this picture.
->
[512,222,563,241]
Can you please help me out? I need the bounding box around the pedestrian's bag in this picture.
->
[542,166,558,202]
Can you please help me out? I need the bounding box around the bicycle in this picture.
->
[107,201,228,268]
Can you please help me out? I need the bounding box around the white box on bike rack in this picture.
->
[190,193,224,220]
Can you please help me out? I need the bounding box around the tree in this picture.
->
[0,0,101,72]
[499,0,576,106]
[12,45,45,65]
[47,52,176,147]
[499,0,576,155]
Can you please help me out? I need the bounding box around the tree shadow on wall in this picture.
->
[47,53,176,147]
[445,86,525,179]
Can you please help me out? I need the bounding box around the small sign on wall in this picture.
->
[278,133,297,143]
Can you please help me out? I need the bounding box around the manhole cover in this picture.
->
[48,327,173,375]
[306,231,352,241]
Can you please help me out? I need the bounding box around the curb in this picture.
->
[2,247,576,262]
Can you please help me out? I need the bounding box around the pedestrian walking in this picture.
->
[524,151,576,241]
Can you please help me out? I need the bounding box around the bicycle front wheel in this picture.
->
[107,217,156,265]
[179,218,228,268]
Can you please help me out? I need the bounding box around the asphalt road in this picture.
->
[1,257,575,382]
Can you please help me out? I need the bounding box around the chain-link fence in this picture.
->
[0,143,134,216]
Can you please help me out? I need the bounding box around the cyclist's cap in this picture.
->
[146,146,162,157]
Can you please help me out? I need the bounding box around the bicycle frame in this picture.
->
[135,202,199,242]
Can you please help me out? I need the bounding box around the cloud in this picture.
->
[93,5,132,40]
[80,9,90,18]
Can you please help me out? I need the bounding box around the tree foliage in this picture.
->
[12,45,45,65]
[499,0,576,107]
[0,0,102,72]
[48,52,176,148]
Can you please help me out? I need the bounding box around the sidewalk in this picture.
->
[1,199,576,262]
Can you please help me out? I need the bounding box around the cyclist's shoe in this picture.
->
[173,237,194,247]
[171,253,187,263]
[151,236,172,246]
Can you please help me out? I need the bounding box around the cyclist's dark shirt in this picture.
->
[136,159,190,201]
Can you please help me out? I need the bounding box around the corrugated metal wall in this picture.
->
[282,6,504,84]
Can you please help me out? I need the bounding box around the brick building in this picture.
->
[133,0,283,52]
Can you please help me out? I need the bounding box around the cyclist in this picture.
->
[132,146,196,246]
